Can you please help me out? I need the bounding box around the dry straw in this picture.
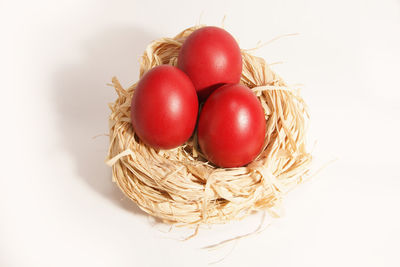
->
[106,25,312,227]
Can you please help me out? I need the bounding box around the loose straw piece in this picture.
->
[243,33,299,52]
[106,25,312,227]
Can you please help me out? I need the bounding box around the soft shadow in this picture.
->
[53,26,156,215]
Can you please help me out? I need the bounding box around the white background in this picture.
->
[1,0,399,266]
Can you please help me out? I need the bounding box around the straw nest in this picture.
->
[106,25,312,226]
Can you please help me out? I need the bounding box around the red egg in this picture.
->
[177,26,242,101]
[131,65,198,149]
[197,84,266,168]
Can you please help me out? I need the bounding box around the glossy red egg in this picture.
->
[177,26,242,101]
[131,65,198,149]
[197,84,266,168]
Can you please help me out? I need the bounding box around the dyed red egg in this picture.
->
[177,26,242,100]
[197,84,266,167]
[131,65,198,149]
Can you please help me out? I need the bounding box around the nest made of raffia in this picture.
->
[106,25,312,227]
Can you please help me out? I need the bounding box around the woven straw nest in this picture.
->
[106,25,312,227]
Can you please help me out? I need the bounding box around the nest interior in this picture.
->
[106,26,312,226]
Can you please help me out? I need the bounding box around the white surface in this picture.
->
[1,0,400,266]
